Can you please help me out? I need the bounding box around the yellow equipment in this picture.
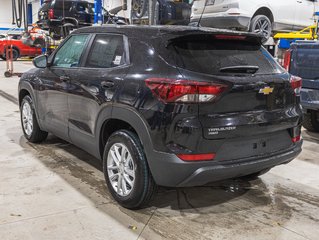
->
[274,24,318,40]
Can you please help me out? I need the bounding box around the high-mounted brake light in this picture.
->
[177,153,216,161]
[214,35,247,40]
[48,9,54,20]
[283,50,292,71]
[145,78,228,103]
[290,75,302,96]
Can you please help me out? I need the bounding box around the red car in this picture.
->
[0,35,42,61]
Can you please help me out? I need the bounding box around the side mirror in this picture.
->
[33,55,48,68]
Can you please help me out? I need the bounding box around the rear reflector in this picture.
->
[290,75,302,96]
[145,78,228,103]
[292,135,301,143]
[177,153,215,161]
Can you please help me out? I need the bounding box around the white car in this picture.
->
[190,0,319,41]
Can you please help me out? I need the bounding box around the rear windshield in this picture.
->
[169,39,283,75]
[290,49,319,80]
[41,1,53,11]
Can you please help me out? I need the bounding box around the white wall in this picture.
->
[0,0,18,32]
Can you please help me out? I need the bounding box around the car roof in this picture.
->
[73,25,263,42]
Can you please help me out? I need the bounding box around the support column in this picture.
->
[94,0,102,24]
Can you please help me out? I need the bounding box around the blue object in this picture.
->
[279,39,292,49]
[27,3,32,25]
[315,12,319,16]
[94,0,102,24]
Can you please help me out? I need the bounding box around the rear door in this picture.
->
[67,33,130,155]
[168,34,301,159]
[293,0,316,30]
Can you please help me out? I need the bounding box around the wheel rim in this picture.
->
[253,18,271,40]
[22,101,33,136]
[107,143,135,197]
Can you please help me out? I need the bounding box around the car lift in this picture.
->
[274,12,319,44]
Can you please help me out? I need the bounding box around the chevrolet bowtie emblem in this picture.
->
[259,86,274,95]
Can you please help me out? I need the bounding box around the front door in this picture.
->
[36,34,90,140]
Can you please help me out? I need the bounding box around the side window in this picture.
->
[85,34,127,68]
[52,34,89,68]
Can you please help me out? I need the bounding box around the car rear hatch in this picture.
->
[166,33,302,160]
[289,44,319,109]
[38,0,52,20]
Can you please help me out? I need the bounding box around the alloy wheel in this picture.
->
[107,143,135,197]
[22,101,33,136]
[253,18,271,40]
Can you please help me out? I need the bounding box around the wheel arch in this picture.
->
[4,45,20,56]
[252,7,274,23]
[97,106,155,172]
[18,81,43,128]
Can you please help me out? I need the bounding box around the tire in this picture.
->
[4,48,20,61]
[103,130,157,209]
[0,55,5,60]
[240,168,270,181]
[20,95,48,143]
[249,15,272,43]
[303,111,319,132]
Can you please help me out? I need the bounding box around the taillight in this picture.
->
[177,153,215,161]
[292,135,301,143]
[145,78,228,103]
[48,9,54,19]
[290,75,302,96]
[283,50,291,71]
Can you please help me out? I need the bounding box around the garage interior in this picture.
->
[1,1,319,240]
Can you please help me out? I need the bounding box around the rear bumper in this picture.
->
[190,15,250,30]
[149,141,302,187]
[37,19,62,30]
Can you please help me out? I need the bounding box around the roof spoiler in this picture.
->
[165,32,262,47]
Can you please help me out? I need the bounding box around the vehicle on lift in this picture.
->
[190,0,319,42]
[131,0,191,25]
[19,25,303,209]
[37,0,95,37]
[37,0,129,38]
[0,36,42,61]
[284,41,319,132]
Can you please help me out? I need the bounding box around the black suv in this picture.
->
[19,25,303,209]
[284,41,319,132]
[37,0,94,35]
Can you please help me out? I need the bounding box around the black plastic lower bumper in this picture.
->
[148,141,302,187]
[190,15,250,30]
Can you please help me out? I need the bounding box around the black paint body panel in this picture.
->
[19,25,302,187]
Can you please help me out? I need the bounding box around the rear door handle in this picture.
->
[101,81,114,88]
[60,76,70,82]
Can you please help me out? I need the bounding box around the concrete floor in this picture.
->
[0,60,319,240]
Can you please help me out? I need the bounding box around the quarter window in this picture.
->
[52,34,89,68]
[85,34,126,68]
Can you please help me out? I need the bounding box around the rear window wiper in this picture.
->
[219,65,259,74]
